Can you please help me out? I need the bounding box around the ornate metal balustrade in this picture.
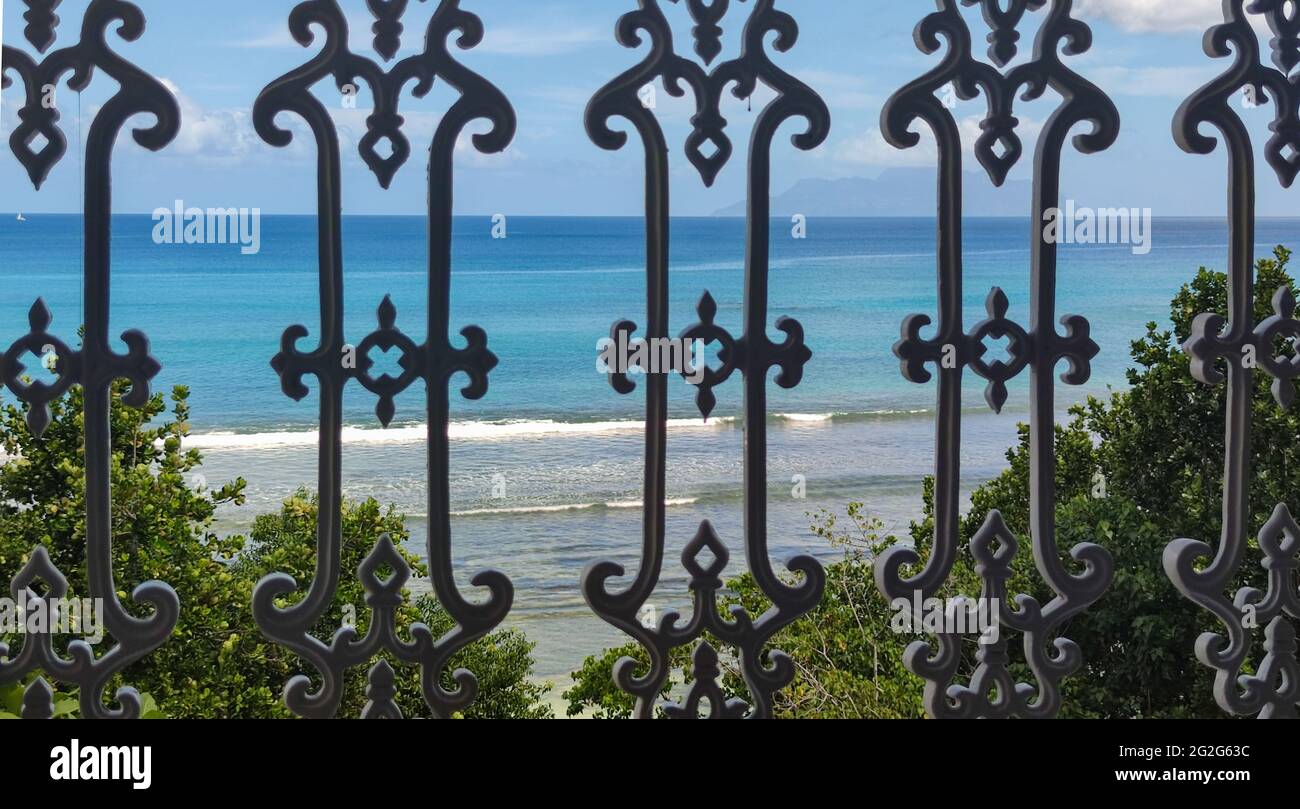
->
[0,0,180,718]
[1166,0,1300,719]
[250,0,515,718]
[581,0,828,719]
[876,0,1117,718]
[4,0,1279,725]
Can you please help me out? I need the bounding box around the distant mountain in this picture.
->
[711,168,1034,217]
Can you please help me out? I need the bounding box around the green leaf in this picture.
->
[0,683,23,715]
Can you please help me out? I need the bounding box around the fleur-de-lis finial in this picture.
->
[367,0,420,61]
[361,659,403,719]
[964,0,1048,67]
[1254,0,1300,74]
[22,677,54,719]
[22,0,64,53]
[682,0,730,65]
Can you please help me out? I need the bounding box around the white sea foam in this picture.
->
[184,417,739,450]
[182,410,945,451]
[775,412,836,424]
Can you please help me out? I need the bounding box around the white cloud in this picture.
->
[835,115,1045,170]
[162,79,262,162]
[835,127,935,167]
[227,30,293,49]
[231,17,604,56]
[455,128,525,168]
[141,80,520,172]
[1074,0,1221,33]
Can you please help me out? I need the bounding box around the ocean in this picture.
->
[1,214,1295,683]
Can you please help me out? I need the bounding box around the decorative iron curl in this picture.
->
[253,0,513,190]
[585,521,825,719]
[0,0,180,720]
[876,0,1116,718]
[881,0,1118,186]
[2,0,178,188]
[0,546,177,720]
[1166,505,1300,717]
[253,0,513,719]
[585,0,827,187]
[1175,1,1300,188]
[583,0,826,719]
[1,299,158,438]
[1167,0,1300,719]
[1186,286,1300,408]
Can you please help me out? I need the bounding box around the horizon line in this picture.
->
[0,212,1287,220]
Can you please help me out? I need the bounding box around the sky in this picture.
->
[1,0,1297,217]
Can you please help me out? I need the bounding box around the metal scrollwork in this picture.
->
[877,0,1117,719]
[582,0,828,719]
[0,0,180,719]
[252,0,514,719]
[1166,0,1300,719]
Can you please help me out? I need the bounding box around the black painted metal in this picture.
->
[1166,0,1300,719]
[0,0,181,719]
[251,0,515,719]
[582,0,828,719]
[876,0,1116,718]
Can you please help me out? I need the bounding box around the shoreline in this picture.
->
[199,410,1039,681]
[177,403,1055,450]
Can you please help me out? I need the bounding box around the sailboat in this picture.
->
[16,213,26,222]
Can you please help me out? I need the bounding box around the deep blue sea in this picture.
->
[2,214,1297,681]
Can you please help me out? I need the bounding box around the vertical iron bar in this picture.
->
[0,0,180,719]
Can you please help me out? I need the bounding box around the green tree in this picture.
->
[236,492,553,719]
[936,248,1295,717]
[563,643,679,719]
[0,383,264,716]
[565,505,924,719]
[0,678,162,719]
[0,383,551,718]
[568,248,1297,719]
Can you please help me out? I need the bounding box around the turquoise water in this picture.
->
[1,214,1295,680]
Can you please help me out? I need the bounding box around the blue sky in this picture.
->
[2,0,1296,216]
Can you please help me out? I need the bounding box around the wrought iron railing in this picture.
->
[1166,0,1300,720]
[876,0,1118,718]
[0,0,180,718]
[2,0,1297,721]
[581,0,828,719]
[250,0,516,719]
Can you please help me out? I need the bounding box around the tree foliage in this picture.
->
[0,383,551,718]
[568,248,1296,719]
